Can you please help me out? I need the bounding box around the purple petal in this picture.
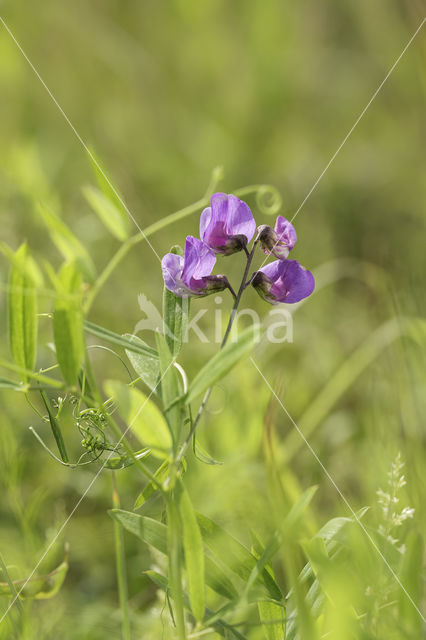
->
[258,259,315,303]
[274,216,297,252]
[162,252,186,295]
[224,195,256,243]
[181,236,216,286]
[200,193,256,254]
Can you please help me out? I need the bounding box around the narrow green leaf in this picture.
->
[53,262,85,386]
[1,242,44,287]
[398,532,423,634]
[258,600,286,640]
[87,148,129,217]
[166,496,186,637]
[145,571,245,640]
[155,333,183,446]
[177,481,205,622]
[37,204,96,281]
[134,460,169,509]
[124,335,160,393]
[163,245,189,357]
[0,377,24,390]
[84,321,157,357]
[7,243,38,381]
[193,439,223,466]
[83,185,130,241]
[39,390,68,463]
[197,513,282,601]
[109,509,238,601]
[187,325,259,404]
[105,380,172,459]
[285,486,318,532]
[109,510,168,553]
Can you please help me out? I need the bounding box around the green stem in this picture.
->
[176,240,258,463]
[166,491,186,640]
[112,473,131,640]
[0,359,63,389]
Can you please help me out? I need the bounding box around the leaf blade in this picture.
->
[7,243,38,381]
[177,481,205,622]
[53,262,85,386]
[105,380,172,459]
[187,325,259,404]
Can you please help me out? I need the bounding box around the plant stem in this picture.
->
[176,241,258,462]
[112,473,132,640]
[166,490,186,640]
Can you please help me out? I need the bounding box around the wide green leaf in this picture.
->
[109,509,238,601]
[177,481,205,622]
[7,243,38,381]
[53,262,85,386]
[186,325,259,404]
[105,380,172,459]
[258,600,286,640]
[83,184,130,241]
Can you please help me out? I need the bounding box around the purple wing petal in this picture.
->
[200,206,212,240]
[162,252,185,295]
[181,236,216,286]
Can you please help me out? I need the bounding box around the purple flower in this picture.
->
[258,216,297,260]
[162,236,228,298]
[252,259,315,304]
[200,192,256,255]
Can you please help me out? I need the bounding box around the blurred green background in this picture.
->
[0,1,425,638]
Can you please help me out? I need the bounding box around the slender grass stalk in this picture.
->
[112,473,131,640]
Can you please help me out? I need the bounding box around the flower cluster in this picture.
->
[161,192,314,304]
[376,452,415,553]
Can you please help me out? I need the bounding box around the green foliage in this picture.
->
[83,185,130,242]
[6,243,38,381]
[104,380,173,459]
[37,204,96,281]
[156,333,184,447]
[53,262,85,386]
[0,554,68,600]
[186,324,260,404]
[176,480,205,622]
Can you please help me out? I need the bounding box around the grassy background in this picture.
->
[0,1,425,638]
